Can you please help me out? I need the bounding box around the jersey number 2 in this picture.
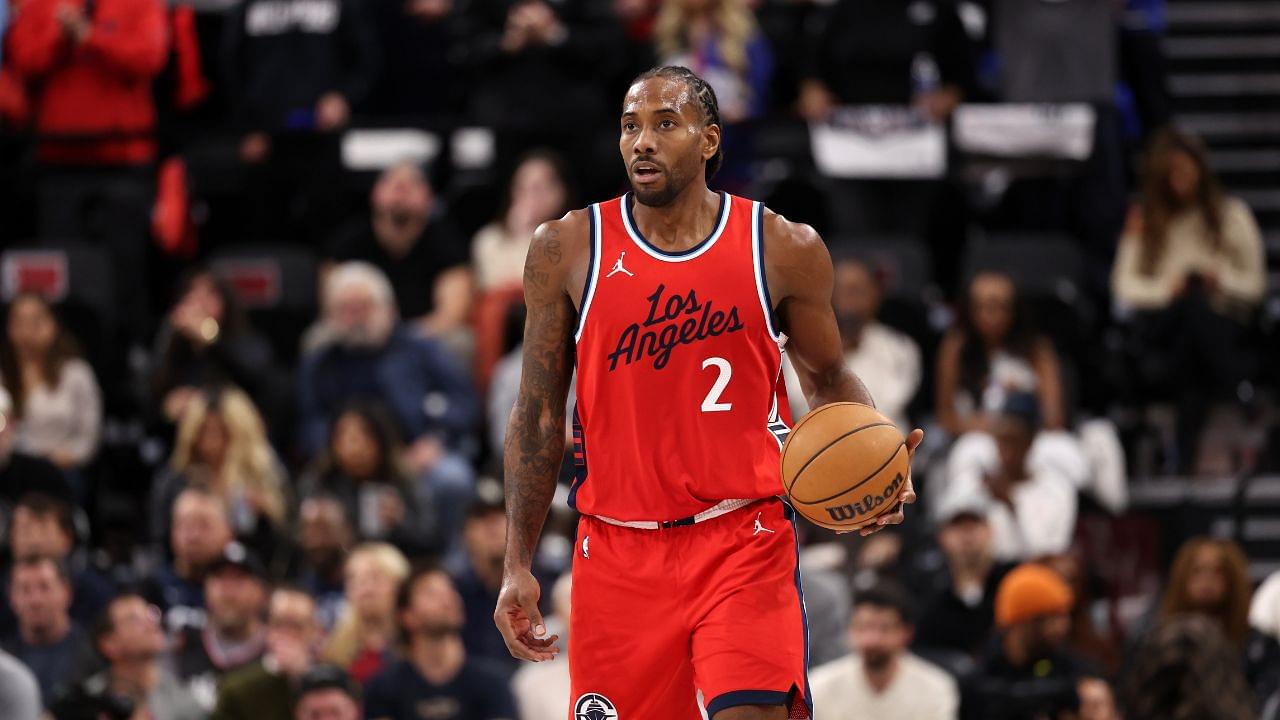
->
[701,357,733,412]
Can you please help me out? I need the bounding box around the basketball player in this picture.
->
[495,66,925,719]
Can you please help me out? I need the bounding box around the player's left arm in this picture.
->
[763,211,924,535]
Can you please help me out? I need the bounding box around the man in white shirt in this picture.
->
[810,583,958,720]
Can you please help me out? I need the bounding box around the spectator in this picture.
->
[1078,675,1121,720]
[0,294,102,480]
[295,664,362,720]
[327,163,473,342]
[298,403,439,556]
[2,555,94,707]
[937,272,1066,435]
[363,564,516,719]
[448,486,519,674]
[0,492,115,639]
[1113,129,1267,473]
[53,593,203,720]
[363,0,467,121]
[914,496,1011,659]
[0,387,73,505]
[221,0,378,243]
[810,582,959,720]
[1045,552,1120,675]
[1122,614,1254,720]
[297,262,477,517]
[0,647,40,720]
[323,542,409,683]
[155,385,287,548]
[293,494,356,631]
[970,563,1086,720]
[173,542,269,712]
[831,256,921,430]
[472,150,572,293]
[1155,536,1252,652]
[511,573,572,720]
[150,270,278,426]
[152,386,289,559]
[153,487,235,631]
[940,393,1078,562]
[5,0,169,341]
[213,587,323,720]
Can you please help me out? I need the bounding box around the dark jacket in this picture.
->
[211,659,293,720]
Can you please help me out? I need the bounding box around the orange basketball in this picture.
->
[781,402,910,531]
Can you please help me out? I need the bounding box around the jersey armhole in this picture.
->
[573,203,603,342]
[752,201,784,343]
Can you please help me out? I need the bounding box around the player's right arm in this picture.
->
[494,212,586,662]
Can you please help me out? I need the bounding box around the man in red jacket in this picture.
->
[7,0,169,342]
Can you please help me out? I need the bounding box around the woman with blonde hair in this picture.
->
[151,385,289,557]
[324,542,410,683]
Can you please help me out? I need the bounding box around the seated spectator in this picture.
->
[173,542,269,712]
[914,496,1012,659]
[53,593,203,720]
[363,564,515,719]
[797,0,972,122]
[327,163,473,343]
[152,386,289,561]
[293,494,355,631]
[1044,552,1120,675]
[1122,614,1255,720]
[0,647,40,720]
[832,256,921,430]
[298,261,477,514]
[511,573,572,720]
[323,543,409,683]
[295,664,362,720]
[0,492,115,639]
[937,272,1066,436]
[1112,129,1267,472]
[298,402,438,556]
[473,150,573,293]
[0,388,73,507]
[153,487,235,631]
[449,485,521,675]
[5,0,169,341]
[970,563,1086,720]
[810,582,959,720]
[2,556,94,707]
[0,294,101,481]
[150,270,278,425]
[213,586,323,720]
[940,393,1078,562]
[1153,537,1252,653]
[1077,675,1121,720]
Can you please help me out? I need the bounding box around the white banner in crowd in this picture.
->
[340,128,441,171]
[809,106,946,179]
[953,104,1096,160]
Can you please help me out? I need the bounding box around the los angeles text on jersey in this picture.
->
[606,283,745,371]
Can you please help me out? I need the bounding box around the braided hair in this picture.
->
[631,66,724,181]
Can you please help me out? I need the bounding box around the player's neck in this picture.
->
[629,185,721,253]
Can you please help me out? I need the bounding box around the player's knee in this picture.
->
[711,704,790,720]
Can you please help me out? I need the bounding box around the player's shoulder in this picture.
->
[534,207,592,246]
[759,206,824,253]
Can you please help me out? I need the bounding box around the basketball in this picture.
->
[781,402,910,531]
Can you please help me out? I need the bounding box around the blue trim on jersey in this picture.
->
[624,191,727,258]
[573,204,600,341]
[567,406,587,511]
[754,202,783,340]
[705,690,791,717]
[783,500,814,716]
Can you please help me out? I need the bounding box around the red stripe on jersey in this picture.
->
[569,192,787,521]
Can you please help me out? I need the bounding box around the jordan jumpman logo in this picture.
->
[606,251,634,278]
[753,512,775,536]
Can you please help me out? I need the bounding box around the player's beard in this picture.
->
[631,163,692,208]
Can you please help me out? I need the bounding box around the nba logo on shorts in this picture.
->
[574,693,619,720]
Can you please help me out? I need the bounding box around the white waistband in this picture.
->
[590,498,759,530]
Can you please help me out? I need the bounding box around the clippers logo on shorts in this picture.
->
[606,283,744,371]
[574,693,619,720]
[825,472,905,522]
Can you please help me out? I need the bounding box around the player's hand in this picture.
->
[494,568,560,662]
[840,427,922,537]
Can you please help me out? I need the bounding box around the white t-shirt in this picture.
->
[810,653,959,720]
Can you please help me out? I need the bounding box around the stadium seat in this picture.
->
[209,244,318,365]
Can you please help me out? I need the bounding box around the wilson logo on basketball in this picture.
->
[606,283,744,371]
[823,472,905,522]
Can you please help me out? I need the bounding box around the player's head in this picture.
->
[849,582,914,671]
[620,66,723,207]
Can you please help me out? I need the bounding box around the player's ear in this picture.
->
[702,122,721,163]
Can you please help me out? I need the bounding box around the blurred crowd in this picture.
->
[0,0,1277,718]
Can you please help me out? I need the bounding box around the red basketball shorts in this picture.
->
[568,498,811,719]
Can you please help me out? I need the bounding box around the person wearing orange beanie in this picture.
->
[970,563,1089,720]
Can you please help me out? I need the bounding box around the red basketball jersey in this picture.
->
[569,192,792,521]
